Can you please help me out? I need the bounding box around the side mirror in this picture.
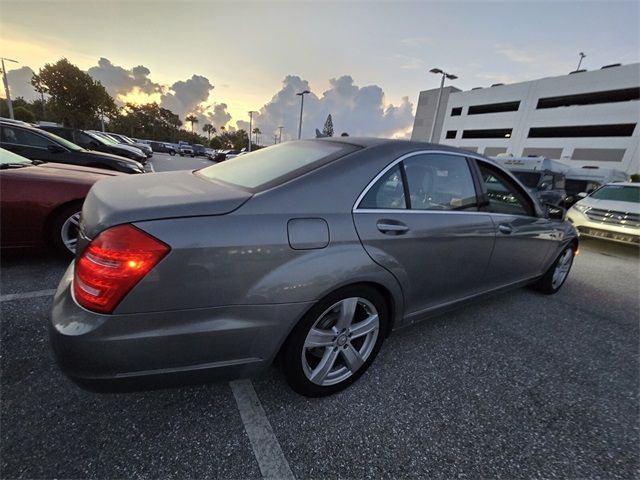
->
[546,203,565,221]
[577,192,587,199]
[47,144,66,154]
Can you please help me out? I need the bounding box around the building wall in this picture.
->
[411,63,640,174]
[411,86,460,142]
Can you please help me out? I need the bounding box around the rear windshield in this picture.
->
[590,185,639,203]
[197,140,358,190]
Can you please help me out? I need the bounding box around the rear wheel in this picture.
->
[50,203,82,256]
[282,286,388,397]
[532,245,574,294]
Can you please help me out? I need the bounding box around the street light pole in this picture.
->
[576,52,586,71]
[428,68,458,143]
[278,126,284,143]
[297,90,310,139]
[248,111,256,152]
[1,57,19,120]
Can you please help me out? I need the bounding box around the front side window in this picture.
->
[359,164,406,209]
[403,154,478,211]
[478,163,534,216]
[1,126,56,148]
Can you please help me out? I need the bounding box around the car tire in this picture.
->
[531,245,575,294]
[50,203,82,257]
[281,285,388,397]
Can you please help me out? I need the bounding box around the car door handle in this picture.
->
[498,224,513,235]
[376,221,409,234]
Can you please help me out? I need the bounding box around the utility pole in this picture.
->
[1,57,18,120]
[278,126,284,143]
[248,111,256,152]
[296,90,310,139]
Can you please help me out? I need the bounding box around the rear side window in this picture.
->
[359,164,407,209]
[197,140,358,191]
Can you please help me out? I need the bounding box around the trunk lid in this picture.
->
[80,170,252,239]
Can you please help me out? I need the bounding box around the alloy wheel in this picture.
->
[551,248,573,289]
[301,297,379,386]
[60,212,81,254]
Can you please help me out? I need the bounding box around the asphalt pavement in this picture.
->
[1,157,638,479]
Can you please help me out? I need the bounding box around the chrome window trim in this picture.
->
[355,208,491,216]
[352,149,491,213]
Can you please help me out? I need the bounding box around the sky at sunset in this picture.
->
[1,0,638,141]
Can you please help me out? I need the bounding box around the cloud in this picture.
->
[400,37,431,48]
[4,66,38,102]
[160,74,214,123]
[394,54,425,70]
[87,57,162,100]
[495,44,574,72]
[236,75,414,142]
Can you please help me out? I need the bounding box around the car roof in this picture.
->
[315,137,497,162]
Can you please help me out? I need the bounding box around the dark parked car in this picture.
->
[0,121,145,174]
[149,141,176,155]
[0,147,122,255]
[38,125,147,164]
[192,144,206,156]
[104,132,153,158]
[51,138,577,396]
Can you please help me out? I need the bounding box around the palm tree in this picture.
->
[252,127,261,146]
[203,123,216,141]
[185,114,198,134]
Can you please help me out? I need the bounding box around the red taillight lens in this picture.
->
[73,224,170,314]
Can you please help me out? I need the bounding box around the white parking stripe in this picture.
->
[0,289,56,302]
[230,379,295,480]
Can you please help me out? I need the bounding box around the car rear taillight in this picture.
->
[73,224,170,314]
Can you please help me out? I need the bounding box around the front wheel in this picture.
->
[282,286,388,397]
[532,245,575,294]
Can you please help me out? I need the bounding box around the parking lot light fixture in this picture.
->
[1,57,19,120]
[297,90,310,140]
[428,68,458,143]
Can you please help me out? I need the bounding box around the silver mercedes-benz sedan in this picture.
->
[50,138,578,396]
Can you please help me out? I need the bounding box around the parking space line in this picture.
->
[0,289,56,302]
[230,379,295,480]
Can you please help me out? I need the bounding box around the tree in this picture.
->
[203,123,216,141]
[185,114,198,134]
[322,114,334,137]
[13,106,36,123]
[31,58,116,128]
[252,127,261,146]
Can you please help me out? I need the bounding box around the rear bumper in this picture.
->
[50,264,312,391]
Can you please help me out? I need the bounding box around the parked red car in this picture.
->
[0,148,123,255]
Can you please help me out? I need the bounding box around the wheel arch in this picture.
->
[272,280,400,367]
[44,199,84,247]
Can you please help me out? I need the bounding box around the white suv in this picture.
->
[567,183,639,245]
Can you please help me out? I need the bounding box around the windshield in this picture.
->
[89,132,118,145]
[0,147,33,165]
[197,140,357,190]
[42,129,84,151]
[512,171,542,188]
[590,185,640,203]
